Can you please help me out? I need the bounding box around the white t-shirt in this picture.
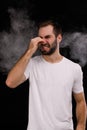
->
[24,55,83,130]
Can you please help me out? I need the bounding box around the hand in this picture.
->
[28,37,44,54]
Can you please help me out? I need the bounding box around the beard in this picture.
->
[38,39,57,55]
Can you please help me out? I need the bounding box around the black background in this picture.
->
[0,0,87,130]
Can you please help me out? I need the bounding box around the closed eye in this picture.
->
[39,35,51,39]
[45,35,51,39]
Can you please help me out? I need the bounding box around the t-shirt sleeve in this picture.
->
[24,59,32,80]
[72,64,84,93]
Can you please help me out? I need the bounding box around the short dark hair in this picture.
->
[37,19,62,37]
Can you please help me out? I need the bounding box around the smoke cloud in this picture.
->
[0,8,37,73]
[60,32,87,67]
[0,8,87,73]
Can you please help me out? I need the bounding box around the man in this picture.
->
[6,19,86,130]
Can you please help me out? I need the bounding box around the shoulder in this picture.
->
[63,57,82,71]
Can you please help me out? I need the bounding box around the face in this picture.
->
[38,38,57,55]
[38,25,58,55]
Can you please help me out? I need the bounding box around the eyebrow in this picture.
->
[39,35,51,39]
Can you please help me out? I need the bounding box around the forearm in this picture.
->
[6,49,33,88]
[5,37,44,88]
[76,100,87,130]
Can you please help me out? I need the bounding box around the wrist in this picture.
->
[27,49,35,57]
[76,124,85,130]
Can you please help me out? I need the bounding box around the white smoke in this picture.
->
[0,8,37,73]
[60,32,87,66]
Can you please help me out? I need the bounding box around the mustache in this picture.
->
[38,43,50,48]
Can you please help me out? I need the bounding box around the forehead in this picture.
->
[38,25,54,36]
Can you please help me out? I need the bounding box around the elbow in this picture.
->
[5,78,16,88]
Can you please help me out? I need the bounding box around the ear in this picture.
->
[57,34,62,43]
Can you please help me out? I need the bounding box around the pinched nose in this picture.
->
[38,40,47,46]
[42,38,47,44]
[40,38,48,44]
[38,38,49,48]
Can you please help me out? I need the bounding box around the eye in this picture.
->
[39,36,43,39]
[45,35,51,39]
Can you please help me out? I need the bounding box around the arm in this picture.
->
[73,92,87,130]
[5,37,44,88]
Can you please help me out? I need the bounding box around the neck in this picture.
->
[42,49,63,63]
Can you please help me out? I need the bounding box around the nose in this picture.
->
[38,38,48,48]
[42,38,47,44]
